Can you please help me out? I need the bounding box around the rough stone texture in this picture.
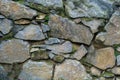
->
[86,47,115,70]
[48,14,93,45]
[14,19,31,25]
[54,59,92,80]
[96,10,120,45]
[65,0,114,18]
[41,23,50,33]
[0,0,37,20]
[112,67,120,75]
[0,19,13,34]
[0,15,5,19]
[18,60,53,80]
[26,0,63,9]
[53,55,65,63]
[71,45,87,60]
[0,39,30,64]
[45,38,63,45]
[15,24,45,40]
[0,65,9,80]
[117,55,120,66]
[90,67,101,76]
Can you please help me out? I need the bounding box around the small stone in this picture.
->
[45,38,62,45]
[30,48,39,53]
[73,18,81,23]
[117,47,120,52]
[117,55,120,66]
[0,0,37,20]
[53,55,65,63]
[36,13,46,20]
[49,53,55,59]
[15,24,45,40]
[96,32,106,42]
[112,67,120,75]
[41,23,50,33]
[48,14,93,45]
[71,45,87,60]
[102,71,114,78]
[0,19,13,34]
[86,47,115,70]
[90,67,101,76]
[18,60,54,80]
[31,49,49,60]
[14,19,31,25]
[0,39,30,64]
[0,15,5,19]
[54,59,92,80]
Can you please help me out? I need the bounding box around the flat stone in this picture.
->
[65,0,114,18]
[14,19,31,25]
[71,45,87,60]
[26,0,63,9]
[0,19,13,34]
[18,60,54,80]
[112,67,120,75]
[86,47,115,70]
[0,0,37,20]
[0,39,30,64]
[0,15,5,19]
[45,38,63,45]
[96,10,120,45]
[117,55,120,66]
[15,24,45,40]
[54,59,92,80]
[48,14,93,45]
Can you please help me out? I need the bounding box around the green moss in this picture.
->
[53,55,65,63]
[13,0,25,4]
[0,32,14,41]
[113,44,120,57]
[102,71,114,78]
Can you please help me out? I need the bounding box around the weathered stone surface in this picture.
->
[48,14,93,45]
[90,67,101,76]
[18,60,53,80]
[96,10,120,45]
[0,39,30,63]
[71,45,87,60]
[65,0,114,18]
[0,19,13,34]
[117,55,120,66]
[45,38,63,45]
[27,0,63,9]
[53,55,65,63]
[15,24,45,40]
[14,19,31,25]
[0,15,5,19]
[0,0,37,20]
[54,59,92,80]
[112,67,120,75]
[0,65,9,80]
[82,19,104,33]
[86,47,115,70]
[41,23,50,33]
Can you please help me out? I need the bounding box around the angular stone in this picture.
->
[15,24,45,40]
[54,59,92,80]
[71,45,87,60]
[0,0,37,20]
[65,0,114,18]
[0,15,5,19]
[117,55,120,66]
[0,39,30,64]
[0,19,13,34]
[48,14,93,45]
[96,10,120,45]
[18,60,53,80]
[45,38,63,45]
[86,47,115,70]
[112,67,120,75]
[90,67,101,76]
[41,23,50,33]
[14,19,31,25]
[53,55,65,63]
[27,0,63,9]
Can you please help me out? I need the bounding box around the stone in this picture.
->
[15,24,45,40]
[30,48,39,53]
[102,71,114,78]
[54,59,92,80]
[86,47,115,70]
[0,0,37,20]
[0,15,5,18]
[31,49,49,60]
[112,67,120,75]
[82,19,104,33]
[26,0,63,9]
[0,19,13,34]
[90,67,101,76]
[0,39,30,64]
[18,60,53,80]
[41,23,50,33]
[117,55,120,66]
[36,13,46,20]
[96,10,120,45]
[45,38,63,45]
[48,14,93,45]
[14,19,31,25]
[117,47,120,52]
[0,65,9,80]
[65,0,114,18]
[53,55,65,63]
[71,45,87,60]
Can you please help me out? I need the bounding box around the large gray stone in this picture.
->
[0,39,30,64]
[18,60,54,80]
[0,0,37,20]
[0,19,13,34]
[65,0,114,18]
[15,24,45,40]
[48,14,93,45]
[54,59,92,80]
[26,0,63,9]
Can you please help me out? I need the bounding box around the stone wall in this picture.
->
[0,0,120,80]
